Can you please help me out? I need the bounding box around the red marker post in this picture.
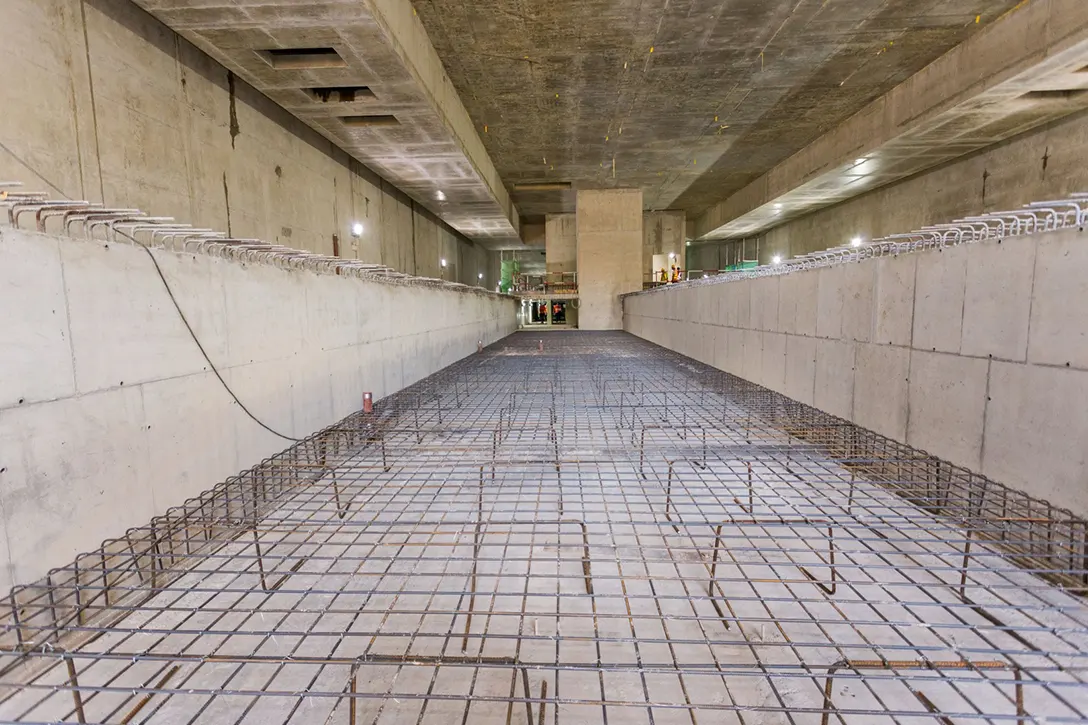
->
[362,392,373,414]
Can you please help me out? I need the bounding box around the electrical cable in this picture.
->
[0,139,301,442]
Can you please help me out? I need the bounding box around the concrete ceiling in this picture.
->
[695,1,1088,240]
[701,58,1088,240]
[131,0,524,249]
[414,0,1025,220]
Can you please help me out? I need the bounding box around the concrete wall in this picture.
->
[0,226,516,591]
[0,0,498,288]
[545,214,577,276]
[577,189,643,330]
[625,227,1088,518]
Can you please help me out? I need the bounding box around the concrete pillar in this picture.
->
[643,211,687,281]
[576,189,643,330]
[545,214,577,277]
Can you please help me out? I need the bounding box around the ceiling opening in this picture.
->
[513,182,573,191]
[306,86,375,103]
[260,48,347,70]
[1020,89,1088,101]
[341,115,401,128]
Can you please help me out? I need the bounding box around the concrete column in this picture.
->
[576,189,643,330]
[545,214,577,277]
[643,211,687,280]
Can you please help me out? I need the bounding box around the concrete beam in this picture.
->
[696,0,1088,240]
[363,0,519,239]
[129,0,522,248]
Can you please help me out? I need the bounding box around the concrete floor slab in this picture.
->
[3,332,1086,725]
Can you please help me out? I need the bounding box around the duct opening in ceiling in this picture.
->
[306,86,375,103]
[260,48,347,70]
[1019,88,1088,101]
[341,115,401,128]
[513,182,573,191]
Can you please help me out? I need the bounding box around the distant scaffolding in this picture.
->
[2,332,1087,723]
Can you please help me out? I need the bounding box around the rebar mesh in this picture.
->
[2,331,1087,724]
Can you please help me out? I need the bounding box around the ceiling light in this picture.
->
[668,252,676,260]
[772,255,782,265]
[436,190,447,201]
[351,222,364,237]
[440,258,447,268]
[773,203,783,209]
[478,272,484,279]
[686,240,692,246]
[851,236,863,247]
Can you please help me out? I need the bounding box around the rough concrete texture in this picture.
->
[961,234,1035,361]
[912,244,968,355]
[696,0,1088,240]
[718,104,1088,267]
[1028,227,1088,368]
[907,351,989,470]
[124,0,520,248]
[0,226,516,591]
[813,338,855,420]
[545,213,576,275]
[853,343,910,441]
[0,0,498,286]
[642,211,686,280]
[414,0,1022,218]
[872,254,917,347]
[576,189,643,330]
[983,361,1088,511]
[624,225,1088,517]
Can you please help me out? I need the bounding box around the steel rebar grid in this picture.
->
[2,331,1087,724]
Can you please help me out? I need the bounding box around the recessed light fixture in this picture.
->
[851,236,863,247]
[440,258,447,268]
[351,222,364,237]
[436,190,447,202]
[772,255,782,265]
